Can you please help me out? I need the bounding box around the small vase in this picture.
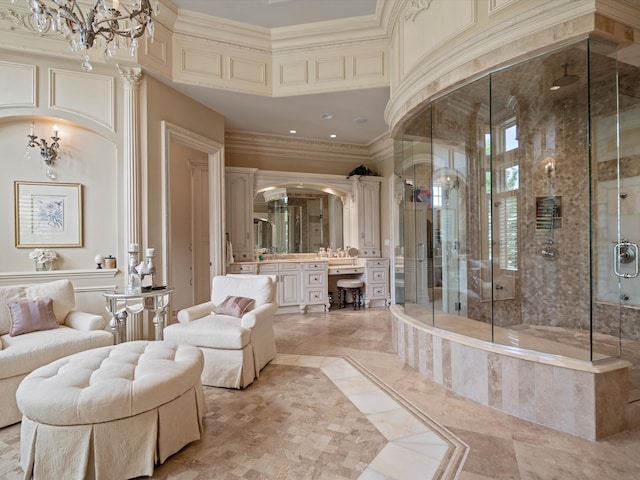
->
[35,260,53,271]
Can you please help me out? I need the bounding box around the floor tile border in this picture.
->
[273,353,469,479]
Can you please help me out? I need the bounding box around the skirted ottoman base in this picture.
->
[16,341,206,480]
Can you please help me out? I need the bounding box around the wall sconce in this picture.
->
[27,123,60,179]
[543,157,555,177]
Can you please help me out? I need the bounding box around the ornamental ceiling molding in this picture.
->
[0,5,42,35]
[404,0,433,22]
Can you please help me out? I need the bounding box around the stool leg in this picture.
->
[353,288,361,310]
[338,287,344,309]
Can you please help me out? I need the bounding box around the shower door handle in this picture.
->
[613,241,639,278]
[417,243,425,263]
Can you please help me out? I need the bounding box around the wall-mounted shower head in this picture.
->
[550,64,579,91]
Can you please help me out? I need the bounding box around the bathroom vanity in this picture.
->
[228,256,389,313]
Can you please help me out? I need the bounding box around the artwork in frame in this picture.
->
[14,181,83,248]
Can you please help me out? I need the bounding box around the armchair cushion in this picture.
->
[0,286,26,336]
[211,275,275,307]
[7,298,58,337]
[24,279,75,325]
[164,316,251,350]
[213,295,254,318]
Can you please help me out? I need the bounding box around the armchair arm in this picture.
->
[177,301,216,323]
[241,302,278,329]
[65,310,107,331]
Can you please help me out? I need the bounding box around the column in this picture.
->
[118,65,144,341]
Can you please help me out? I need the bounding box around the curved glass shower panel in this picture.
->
[489,43,593,359]
[431,76,492,341]
[393,37,640,365]
[398,106,435,324]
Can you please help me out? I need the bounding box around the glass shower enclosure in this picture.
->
[393,37,640,381]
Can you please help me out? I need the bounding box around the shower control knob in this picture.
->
[620,294,630,301]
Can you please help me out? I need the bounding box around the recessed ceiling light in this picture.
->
[352,117,367,124]
[289,129,297,134]
[330,134,337,138]
[321,113,333,120]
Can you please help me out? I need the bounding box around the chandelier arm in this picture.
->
[35,1,85,34]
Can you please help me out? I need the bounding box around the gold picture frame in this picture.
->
[14,181,83,248]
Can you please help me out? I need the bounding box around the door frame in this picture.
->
[161,121,225,295]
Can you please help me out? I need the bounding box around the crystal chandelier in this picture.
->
[13,0,159,71]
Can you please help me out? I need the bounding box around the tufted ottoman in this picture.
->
[16,341,206,480]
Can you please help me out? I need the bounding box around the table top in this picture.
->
[103,286,174,299]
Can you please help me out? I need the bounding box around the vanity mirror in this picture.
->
[254,187,344,254]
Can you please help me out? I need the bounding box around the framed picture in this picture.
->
[14,181,83,248]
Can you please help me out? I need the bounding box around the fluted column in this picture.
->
[118,65,144,341]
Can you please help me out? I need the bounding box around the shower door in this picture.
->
[591,39,640,363]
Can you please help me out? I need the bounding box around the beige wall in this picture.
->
[0,51,226,323]
[141,75,224,279]
[0,52,121,274]
[226,149,366,176]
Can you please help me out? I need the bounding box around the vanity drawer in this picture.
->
[367,268,388,283]
[304,271,325,286]
[228,263,257,274]
[366,259,389,268]
[302,262,327,271]
[279,262,300,271]
[369,285,387,298]
[258,264,278,274]
[304,289,325,304]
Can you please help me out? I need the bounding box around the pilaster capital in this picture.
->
[117,65,143,89]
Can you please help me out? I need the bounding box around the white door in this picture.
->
[192,164,210,304]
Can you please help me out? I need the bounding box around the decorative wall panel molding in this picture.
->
[0,61,36,108]
[315,57,345,82]
[229,57,268,86]
[49,69,114,130]
[353,52,384,79]
[280,61,308,86]
[182,49,222,77]
[140,21,171,78]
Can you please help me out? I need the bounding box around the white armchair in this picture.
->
[163,274,278,389]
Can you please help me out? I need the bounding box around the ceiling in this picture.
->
[167,0,389,145]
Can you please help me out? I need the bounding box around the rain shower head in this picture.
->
[550,64,579,90]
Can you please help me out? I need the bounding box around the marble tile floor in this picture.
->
[2,308,640,479]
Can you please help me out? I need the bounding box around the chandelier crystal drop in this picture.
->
[14,0,159,71]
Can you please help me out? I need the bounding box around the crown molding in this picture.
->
[225,130,372,163]
[385,0,597,133]
[171,2,394,55]
[368,133,394,164]
[596,0,640,27]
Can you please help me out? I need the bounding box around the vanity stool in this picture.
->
[337,279,363,310]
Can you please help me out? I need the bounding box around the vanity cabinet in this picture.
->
[301,261,328,311]
[256,261,327,313]
[225,167,256,262]
[230,257,389,312]
[363,258,389,307]
[351,177,381,257]
[257,262,300,308]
